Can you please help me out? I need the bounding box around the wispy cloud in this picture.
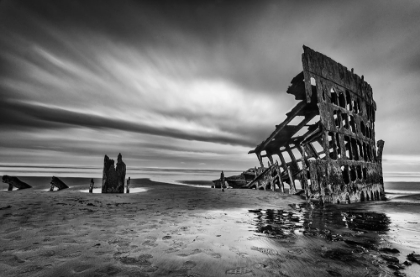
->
[1,0,420,173]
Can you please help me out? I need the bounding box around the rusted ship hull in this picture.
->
[212,169,257,189]
[226,178,247,188]
[246,46,385,204]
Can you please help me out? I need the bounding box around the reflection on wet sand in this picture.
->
[248,203,420,277]
[250,203,390,239]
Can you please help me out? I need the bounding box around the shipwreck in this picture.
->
[218,46,385,204]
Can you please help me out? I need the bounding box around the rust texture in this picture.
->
[248,46,385,204]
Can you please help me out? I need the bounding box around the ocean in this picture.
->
[1,165,420,195]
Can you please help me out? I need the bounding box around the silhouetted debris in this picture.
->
[102,153,126,193]
[2,175,31,190]
[381,254,399,263]
[403,260,412,266]
[407,252,420,264]
[50,176,69,191]
[380,248,400,254]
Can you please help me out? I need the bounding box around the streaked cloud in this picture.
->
[1,0,420,177]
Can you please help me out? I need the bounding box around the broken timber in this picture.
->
[2,175,32,190]
[248,46,385,204]
[50,176,69,191]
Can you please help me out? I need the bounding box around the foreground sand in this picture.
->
[0,178,419,277]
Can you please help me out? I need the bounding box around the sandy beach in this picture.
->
[1,177,419,277]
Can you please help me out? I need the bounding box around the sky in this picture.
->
[1,0,420,180]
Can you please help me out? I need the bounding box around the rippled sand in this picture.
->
[0,178,419,276]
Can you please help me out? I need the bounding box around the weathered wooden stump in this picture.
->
[2,175,32,190]
[102,153,126,193]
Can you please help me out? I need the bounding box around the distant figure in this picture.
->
[220,171,225,192]
[89,178,94,193]
[126,177,130,193]
[49,181,55,192]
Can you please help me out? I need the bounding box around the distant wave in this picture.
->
[0,165,239,173]
[386,190,420,195]
[0,165,241,184]
[0,165,100,169]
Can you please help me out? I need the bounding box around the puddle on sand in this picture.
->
[249,203,391,241]
[79,187,146,194]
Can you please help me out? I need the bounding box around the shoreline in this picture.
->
[0,177,419,276]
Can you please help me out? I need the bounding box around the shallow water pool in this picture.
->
[79,187,147,194]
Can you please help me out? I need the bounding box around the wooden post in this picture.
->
[287,167,296,194]
[277,151,295,194]
[298,144,308,197]
[286,147,298,193]
[267,155,274,165]
[276,161,285,193]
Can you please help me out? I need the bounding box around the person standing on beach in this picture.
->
[89,178,94,193]
[126,177,130,193]
[220,171,225,192]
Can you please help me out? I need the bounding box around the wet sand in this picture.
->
[0,177,419,276]
[177,180,214,187]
